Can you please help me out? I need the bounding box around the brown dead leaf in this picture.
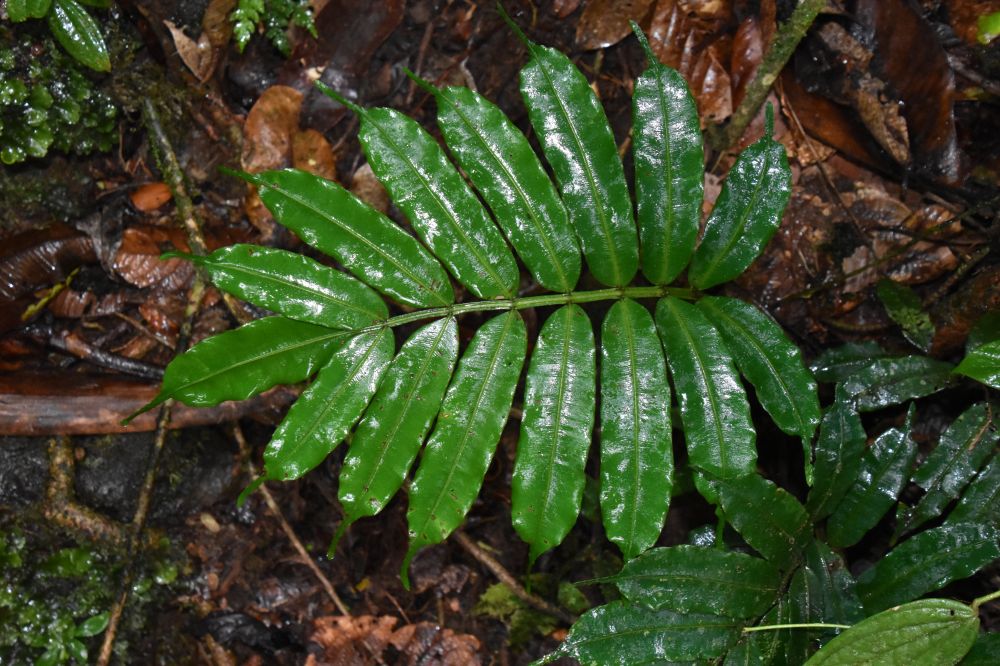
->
[130,182,173,212]
[388,624,481,666]
[350,163,389,215]
[731,16,763,110]
[552,0,582,18]
[164,20,216,83]
[113,226,193,290]
[292,129,337,180]
[575,0,655,50]
[307,615,398,666]
[241,85,305,174]
[202,0,238,50]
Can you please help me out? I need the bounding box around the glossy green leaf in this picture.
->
[512,304,596,566]
[688,108,791,290]
[961,632,1000,665]
[611,545,780,618]
[801,539,865,626]
[857,523,1000,613]
[599,298,672,560]
[836,356,955,412]
[698,296,820,447]
[966,311,1000,352]
[955,339,1000,389]
[177,244,387,328]
[403,312,527,583]
[262,330,393,482]
[322,87,519,299]
[512,25,638,287]
[337,318,458,534]
[827,406,918,548]
[717,473,811,571]
[810,341,894,384]
[655,297,756,480]
[128,317,348,420]
[6,0,52,21]
[726,598,787,666]
[48,0,110,71]
[75,611,110,638]
[948,457,1000,530]
[251,168,453,308]
[535,600,741,665]
[805,599,978,665]
[631,27,703,285]
[429,83,581,293]
[805,400,867,521]
[902,402,997,533]
[877,278,934,352]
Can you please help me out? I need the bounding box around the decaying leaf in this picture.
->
[575,0,656,50]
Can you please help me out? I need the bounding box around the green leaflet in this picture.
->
[827,405,918,548]
[966,311,1000,352]
[902,402,996,534]
[250,168,453,308]
[688,107,791,290]
[48,0,110,72]
[403,312,526,584]
[877,279,934,352]
[631,26,703,286]
[322,87,519,300]
[856,523,1000,613]
[655,297,756,480]
[512,304,596,566]
[728,599,787,665]
[176,244,387,329]
[948,457,1000,530]
[337,318,458,540]
[697,296,820,457]
[805,400,867,521]
[955,339,1000,389]
[262,330,393,482]
[809,341,894,384]
[534,600,741,665]
[803,599,978,666]
[510,19,638,287]
[836,355,955,412]
[611,545,780,618]
[7,0,53,21]
[717,473,811,571]
[599,299,672,560]
[962,633,1000,665]
[427,82,581,293]
[128,317,347,420]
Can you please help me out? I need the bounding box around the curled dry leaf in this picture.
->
[306,615,481,666]
[241,85,305,174]
[113,226,194,290]
[575,0,656,50]
[292,128,337,181]
[164,20,216,83]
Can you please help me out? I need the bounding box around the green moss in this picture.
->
[0,26,117,165]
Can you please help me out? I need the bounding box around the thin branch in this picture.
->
[453,530,577,625]
[232,423,350,615]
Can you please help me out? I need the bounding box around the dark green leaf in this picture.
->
[948,456,1000,530]
[857,523,1000,613]
[128,317,347,420]
[960,632,1000,665]
[337,318,458,534]
[827,406,919,548]
[262,330,393,482]
[726,599,787,666]
[801,539,865,626]
[810,342,894,384]
[655,296,756,480]
[966,311,1000,353]
[688,109,791,289]
[599,298,672,560]
[718,473,811,571]
[404,312,526,583]
[75,611,110,637]
[837,356,954,412]
[611,545,780,618]
[902,402,997,533]
[430,84,581,293]
[877,279,934,352]
[698,296,820,450]
[48,0,110,71]
[516,34,638,287]
[178,244,387,328]
[955,339,1000,389]
[252,168,453,308]
[806,400,867,521]
[536,600,741,665]
[512,304,596,566]
[804,599,978,665]
[6,0,52,21]
[323,89,519,299]
[66,639,87,664]
[632,28,703,285]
